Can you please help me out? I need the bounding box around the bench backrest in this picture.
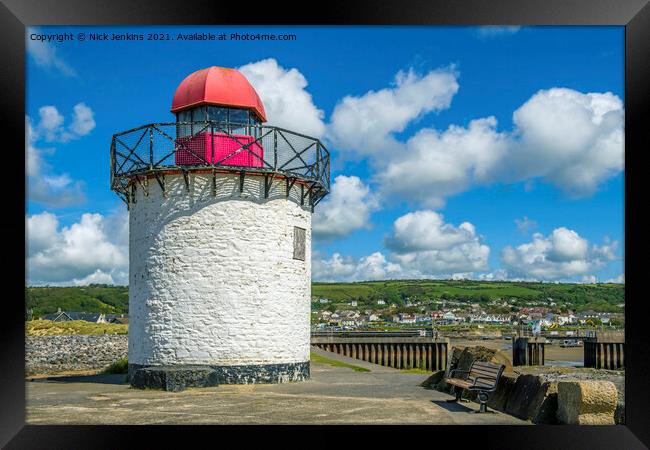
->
[467,361,505,388]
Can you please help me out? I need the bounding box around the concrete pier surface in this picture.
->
[26,348,526,425]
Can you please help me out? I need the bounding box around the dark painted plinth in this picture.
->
[128,361,310,391]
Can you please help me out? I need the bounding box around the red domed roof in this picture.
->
[171,66,267,122]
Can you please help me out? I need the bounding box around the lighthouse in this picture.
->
[110,66,330,390]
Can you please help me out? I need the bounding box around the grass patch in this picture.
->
[102,357,128,374]
[26,320,128,336]
[310,351,371,372]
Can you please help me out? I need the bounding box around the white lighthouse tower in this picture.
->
[110,66,330,390]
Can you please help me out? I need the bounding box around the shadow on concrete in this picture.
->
[431,399,475,413]
[28,374,127,385]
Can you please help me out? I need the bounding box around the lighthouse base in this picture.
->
[128,362,310,391]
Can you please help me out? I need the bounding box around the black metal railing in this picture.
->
[110,121,330,207]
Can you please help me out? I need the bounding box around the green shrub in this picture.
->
[103,357,128,374]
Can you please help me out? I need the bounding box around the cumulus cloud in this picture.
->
[508,88,624,196]
[312,251,402,282]
[328,67,459,157]
[312,175,379,239]
[27,34,76,77]
[26,210,129,285]
[239,58,326,137]
[27,104,95,208]
[31,103,96,143]
[379,117,509,207]
[313,211,489,282]
[501,227,618,281]
[386,210,490,275]
[361,87,623,206]
[68,103,97,137]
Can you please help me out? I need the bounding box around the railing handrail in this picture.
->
[110,120,330,208]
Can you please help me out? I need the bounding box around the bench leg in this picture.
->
[446,386,463,403]
[475,392,489,413]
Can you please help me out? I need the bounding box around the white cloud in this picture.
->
[31,103,96,143]
[239,58,326,137]
[312,251,403,282]
[581,275,598,284]
[476,26,521,38]
[313,211,490,282]
[501,227,618,281]
[328,67,459,157]
[26,210,129,286]
[27,104,96,207]
[312,175,379,239]
[515,216,537,235]
[379,117,509,207]
[29,175,86,208]
[68,103,96,137]
[606,274,625,284]
[37,106,65,141]
[386,210,490,275]
[366,87,623,206]
[27,34,76,77]
[72,269,126,286]
[509,88,624,196]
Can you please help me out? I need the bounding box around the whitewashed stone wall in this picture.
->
[128,172,312,367]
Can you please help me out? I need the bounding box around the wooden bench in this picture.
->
[444,360,505,413]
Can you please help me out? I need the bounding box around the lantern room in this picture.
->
[171,66,267,167]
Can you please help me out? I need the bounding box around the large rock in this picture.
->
[487,373,518,412]
[503,374,558,423]
[530,381,558,424]
[557,381,617,425]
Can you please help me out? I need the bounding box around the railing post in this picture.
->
[149,126,154,169]
[109,139,115,188]
[211,122,215,165]
[273,128,278,171]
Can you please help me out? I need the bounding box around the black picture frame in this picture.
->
[3,0,648,448]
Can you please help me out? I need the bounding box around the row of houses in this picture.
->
[40,309,128,324]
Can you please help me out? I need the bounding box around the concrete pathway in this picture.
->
[26,350,528,425]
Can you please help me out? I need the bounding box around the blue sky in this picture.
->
[25,25,624,286]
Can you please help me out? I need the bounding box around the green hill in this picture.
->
[25,279,624,318]
[26,285,129,318]
[312,279,624,313]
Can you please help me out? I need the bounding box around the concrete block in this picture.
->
[557,381,617,425]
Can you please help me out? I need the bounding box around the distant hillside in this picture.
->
[26,279,625,318]
[311,279,625,312]
[26,285,129,318]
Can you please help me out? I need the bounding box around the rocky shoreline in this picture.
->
[26,335,128,375]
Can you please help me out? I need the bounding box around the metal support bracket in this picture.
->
[264,173,276,198]
[286,178,296,198]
